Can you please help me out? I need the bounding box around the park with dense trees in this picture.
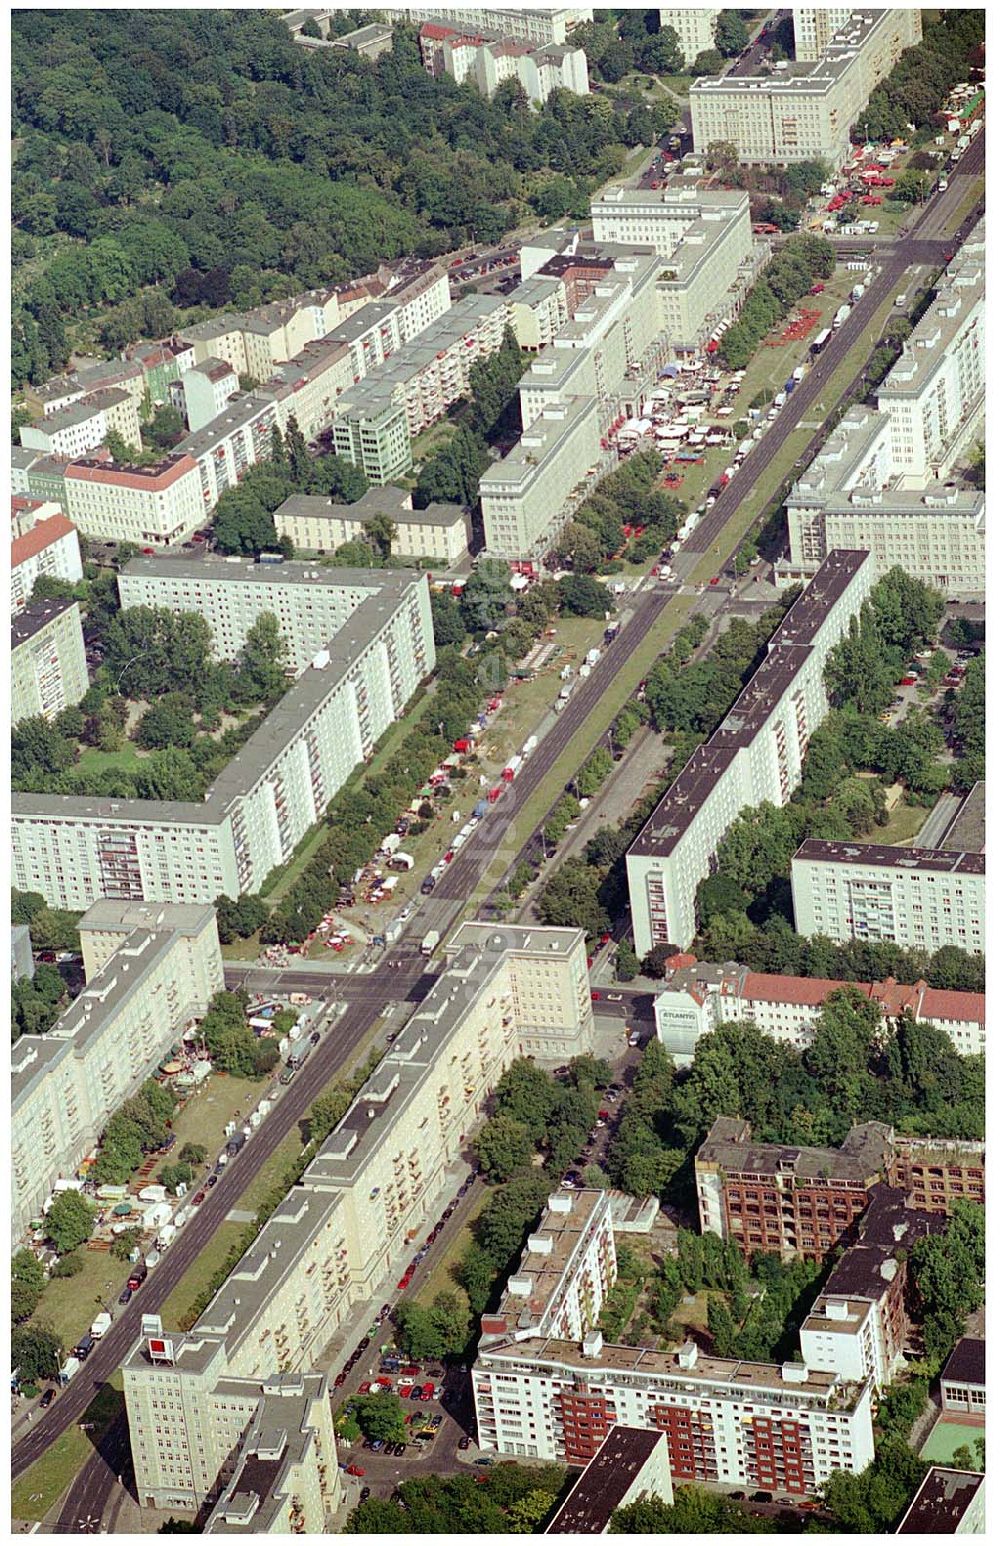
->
[11,10,677,386]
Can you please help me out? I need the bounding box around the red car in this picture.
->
[141,546,156,555]
[590,990,601,1001]
[346,1463,366,1477]
[193,1190,206,1205]
[709,576,720,586]
[334,1373,347,1387]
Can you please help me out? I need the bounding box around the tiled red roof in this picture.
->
[11,496,43,516]
[420,21,458,40]
[11,512,78,567]
[921,987,985,1025]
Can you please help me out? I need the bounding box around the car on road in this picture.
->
[334,1373,346,1387]
[393,1442,407,1455]
[459,1436,472,1449]
[193,1190,206,1205]
[40,1388,56,1409]
[346,1463,365,1477]
[119,1287,133,1305]
[206,1174,217,1188]
[359,1486,371,1501]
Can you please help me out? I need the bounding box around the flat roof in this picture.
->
[792,839,985,877]
[630,550,872,859]
[11,596,77,647]
[479,1336,854,1404]
[897,1468,984,1533]
[696,1116,892,1186]
[480,396,597,491]
[938,782,985,854]
[492,1191,608,1334]
[12,913,213,1107]
[940,1337,985,1388]
[691,9,901,99]
[546,1426,665,1532]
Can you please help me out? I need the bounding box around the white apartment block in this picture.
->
[11,598,88,726]
[876,237,985,482]
[335,294,512,443]
[474,1334,875,1489]
[330,391,414,485]
[628,550,876,957]
[63,452,205,546]
[12,570,434,909]
[658,9,719,66]
[123,923,593,1510]
[389,6,592,47]
[388,264,452,344]
[654,959,985,1063]
[590,188,754,351]
[274,488,471,565]
[20,387,142,460]
[23,357,146,421]
[435,24,589,101]
[480,396,604,558]
[11,900,222,1243]
[479,1190,617,1349]
[793,8,853,61]
[117,555,399,673]
[177,393,283,511]
[691,10,922,166]
[10,504,83,613]
[786,407,985,597]
[519,255,664,429]
[178,357,240,433]
[790,840,985,955]
[508,275,571,352]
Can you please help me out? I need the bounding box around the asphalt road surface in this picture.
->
[15,132,983,1493]
[11,978,426,1481]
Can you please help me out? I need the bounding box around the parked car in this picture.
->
[40,1388,56,1409]
[459,1436,472,1450]
[119,1287,133,1305]
[346,1464,365,1477]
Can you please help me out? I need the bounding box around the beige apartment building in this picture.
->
[123,923,593,1512]
[11,901,222,1243]
[590,188,754,350]
[691,10,922,166]
[11,597,88,726]
[793,7,853,61]
[63,452,205,546]
[274,487,471,565]
[480,396,604,558]
[658,8,719,66]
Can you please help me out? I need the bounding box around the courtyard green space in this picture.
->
[920,1418,983,1465]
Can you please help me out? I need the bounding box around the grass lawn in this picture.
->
[876,803,928,846]
[411,418,459,463]
[156,1221,248,1332]
[73,743,147,774]
[414,1189,491,1310]
[169,1072,265,1162]
[920,1418,984,1465]
[11,1379,123,1524]
[30,1251,127,1354]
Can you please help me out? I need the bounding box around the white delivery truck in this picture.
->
[91,1312,112,1340]
[421,930,441,957]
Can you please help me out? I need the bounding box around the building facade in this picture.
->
[20,387,142,460]
[11,598,88,726]
[890,1138,985,1213]
[273,489,470,565]
[787,233,985,594]
[178,357,241,432]
[691,10,922,166]
[11,901,223,1242]
[790,840,985,955]
[10,506,83,614]
[63,453,205,546]
[628,550,876,957]
[939,1338,986,1418]
[474,1332,875,1491]
[695,1116,894,1261]
[388,6,592,48]
[653,955,986,1062]
[331,392,413,484]
[427,22,589,101]
[12,572,435,908]
[658,9,720,66]
[793,8,853,61]
[480,396,604,558]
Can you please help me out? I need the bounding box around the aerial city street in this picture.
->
[10,6,986,1536]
